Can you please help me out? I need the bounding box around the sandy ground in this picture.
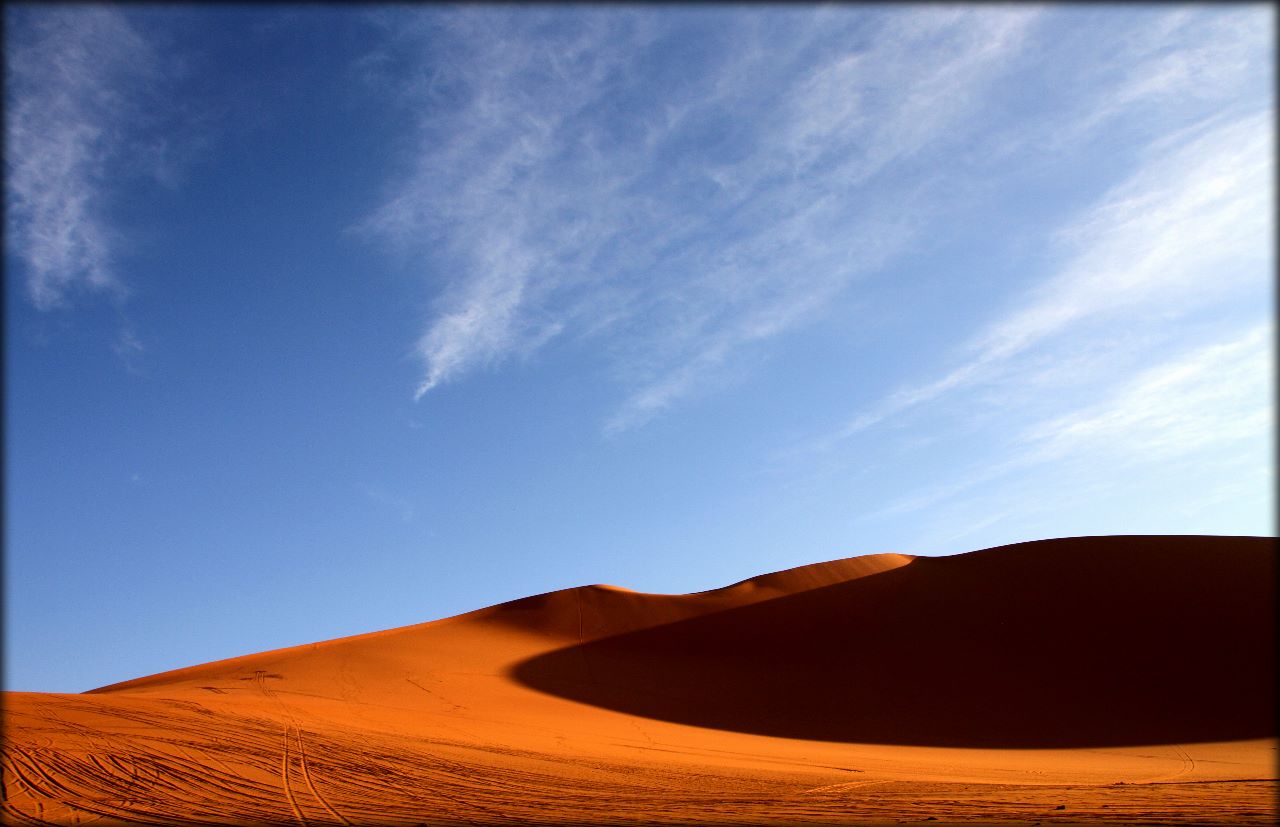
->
[3,535,1275,826]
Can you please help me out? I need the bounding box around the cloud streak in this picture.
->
[5,7,165,310]
[360,7,1042,428]
[1019,325,1272,466]
[837,108,1272,438]
[865,323,1273,524]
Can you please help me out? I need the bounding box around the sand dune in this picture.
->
[4,535,1275,825]
[516,535,1275,747]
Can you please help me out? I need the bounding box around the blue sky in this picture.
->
[5,5,1274,693]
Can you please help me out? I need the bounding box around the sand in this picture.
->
[3,535,1275,825]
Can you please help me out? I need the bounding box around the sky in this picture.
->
[4,4,1274,694]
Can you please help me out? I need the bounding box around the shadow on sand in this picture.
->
[511,536,1275,749]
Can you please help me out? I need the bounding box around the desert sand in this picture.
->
[3,535,1275,825]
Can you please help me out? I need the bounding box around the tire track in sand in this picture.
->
[294,727,352,825]
[0,799,52,827]
[4,747,103,827]
[1171,745,1196,780]
[2,751,57,827]
[279,726,308,827]
[256,670,306,827]
[255,668,352,826]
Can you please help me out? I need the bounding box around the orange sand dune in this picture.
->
[3,535,1275,826]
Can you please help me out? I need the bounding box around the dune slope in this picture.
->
[3,535,1276,826]
[514,535,1275,747]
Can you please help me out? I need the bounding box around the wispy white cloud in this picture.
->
[774,7,1037,183]
[986,113,1270,353]
[359,7,1042,428]
[826,13,1273,524]
[820,7,1273,544]
[866,324,1273,522]
[976,6,1271,167]
[836,109,1273,438]
[4,7,167,310]
[1019,324,1272,466]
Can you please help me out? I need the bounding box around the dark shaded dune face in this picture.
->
[511,536,1276,748]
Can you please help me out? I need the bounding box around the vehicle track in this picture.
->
[280,726,309,827]
[6,693,1274,826]
[1175,745,1197,779]
[294,726,353,825]
[2,752,58,827]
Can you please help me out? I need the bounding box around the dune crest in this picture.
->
[513,535,1275,747]
[5,536,1276,826]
